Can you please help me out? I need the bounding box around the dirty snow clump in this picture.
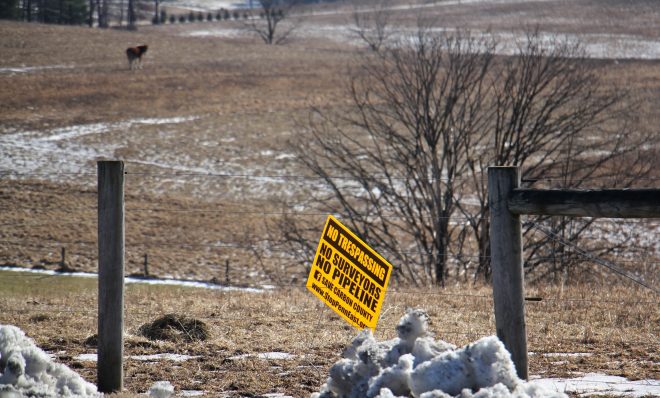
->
[0,324,99,397]
[148,380,175,398]
[312,308,567,398]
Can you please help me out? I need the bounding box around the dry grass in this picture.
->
[0,271,657,396]
[0,19,658,284]
[0,4,658,396]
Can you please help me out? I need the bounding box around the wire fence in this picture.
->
[2,164,657,285]
[1,164,659,394]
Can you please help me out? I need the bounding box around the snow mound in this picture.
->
[148,380,175,398]
[0,324,99,397]
[312,308,567,398]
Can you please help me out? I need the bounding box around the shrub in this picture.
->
[169,14,176,23]
[179,15,186,23]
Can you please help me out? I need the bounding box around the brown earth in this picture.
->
[0,2,659,396]
[0,17,658,285]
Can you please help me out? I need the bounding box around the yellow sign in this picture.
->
[306,215,392,330]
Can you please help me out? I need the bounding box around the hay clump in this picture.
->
[137,314,210,343]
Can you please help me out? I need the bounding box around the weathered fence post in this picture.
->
[97,160,125,393]
[488,166,528,379]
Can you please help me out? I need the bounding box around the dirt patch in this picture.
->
[138,313,210,342]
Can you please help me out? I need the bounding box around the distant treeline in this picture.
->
[0,0,341,26]
[0,0,87,24]
[1,0,152,28]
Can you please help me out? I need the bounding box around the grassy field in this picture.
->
[0,0,659,395]
[0,270,657,396]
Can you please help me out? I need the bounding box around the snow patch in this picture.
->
[148,380,174,398]
[227,352,295,361]
[132,353,200,362]
[312,308,566,398]
[41,117,199,142]
[532,373,660,397]
[0,266,265,292]
[0,325,99,397]
[186,29,246,38]
[180,390,206,397]
[74,353,98,362]
[73,353,199,363]
[0,65,73,74]
[530,352,593,358]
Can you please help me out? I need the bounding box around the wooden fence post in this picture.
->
[97,160,125,393]
[488,166,528,380]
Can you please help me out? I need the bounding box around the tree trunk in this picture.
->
[88,0,94,26]
[98,0,108,28]
[127,0,136,30]
[153,0,158,23]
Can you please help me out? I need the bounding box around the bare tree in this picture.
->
[289,28,496,286]
[281,25,651,286]
[455,30,653,282]
[351,0,395,52]
[245,0,298,45]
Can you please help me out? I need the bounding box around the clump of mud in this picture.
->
[137,314,210,342]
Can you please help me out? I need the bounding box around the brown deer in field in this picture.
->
[126,45,148,70]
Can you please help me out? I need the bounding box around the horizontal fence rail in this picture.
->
[488,166,660,382]
[509,189,660,218]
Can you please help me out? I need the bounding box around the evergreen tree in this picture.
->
[0,0,20,19]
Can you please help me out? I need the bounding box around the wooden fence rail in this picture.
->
[488,166,660,380]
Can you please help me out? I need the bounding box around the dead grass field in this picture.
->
[0,1,659,395]
[0,18,658,284]
[0,270,657,397]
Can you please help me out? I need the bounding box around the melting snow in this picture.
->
[313,308,567,398]
[148,380,175,398]
[227,352,295,361]
[532,373,660,397]
[0,116,201,182]
[132,353,200,362]
[73,353,200,363]
[0,325,99,397]
[0,266,265,293]
[181,390,206,397]
[74,353,98,362]
[529,352,593,358]
[0,65,74,74]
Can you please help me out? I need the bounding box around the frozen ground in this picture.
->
[2,313,657,398]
